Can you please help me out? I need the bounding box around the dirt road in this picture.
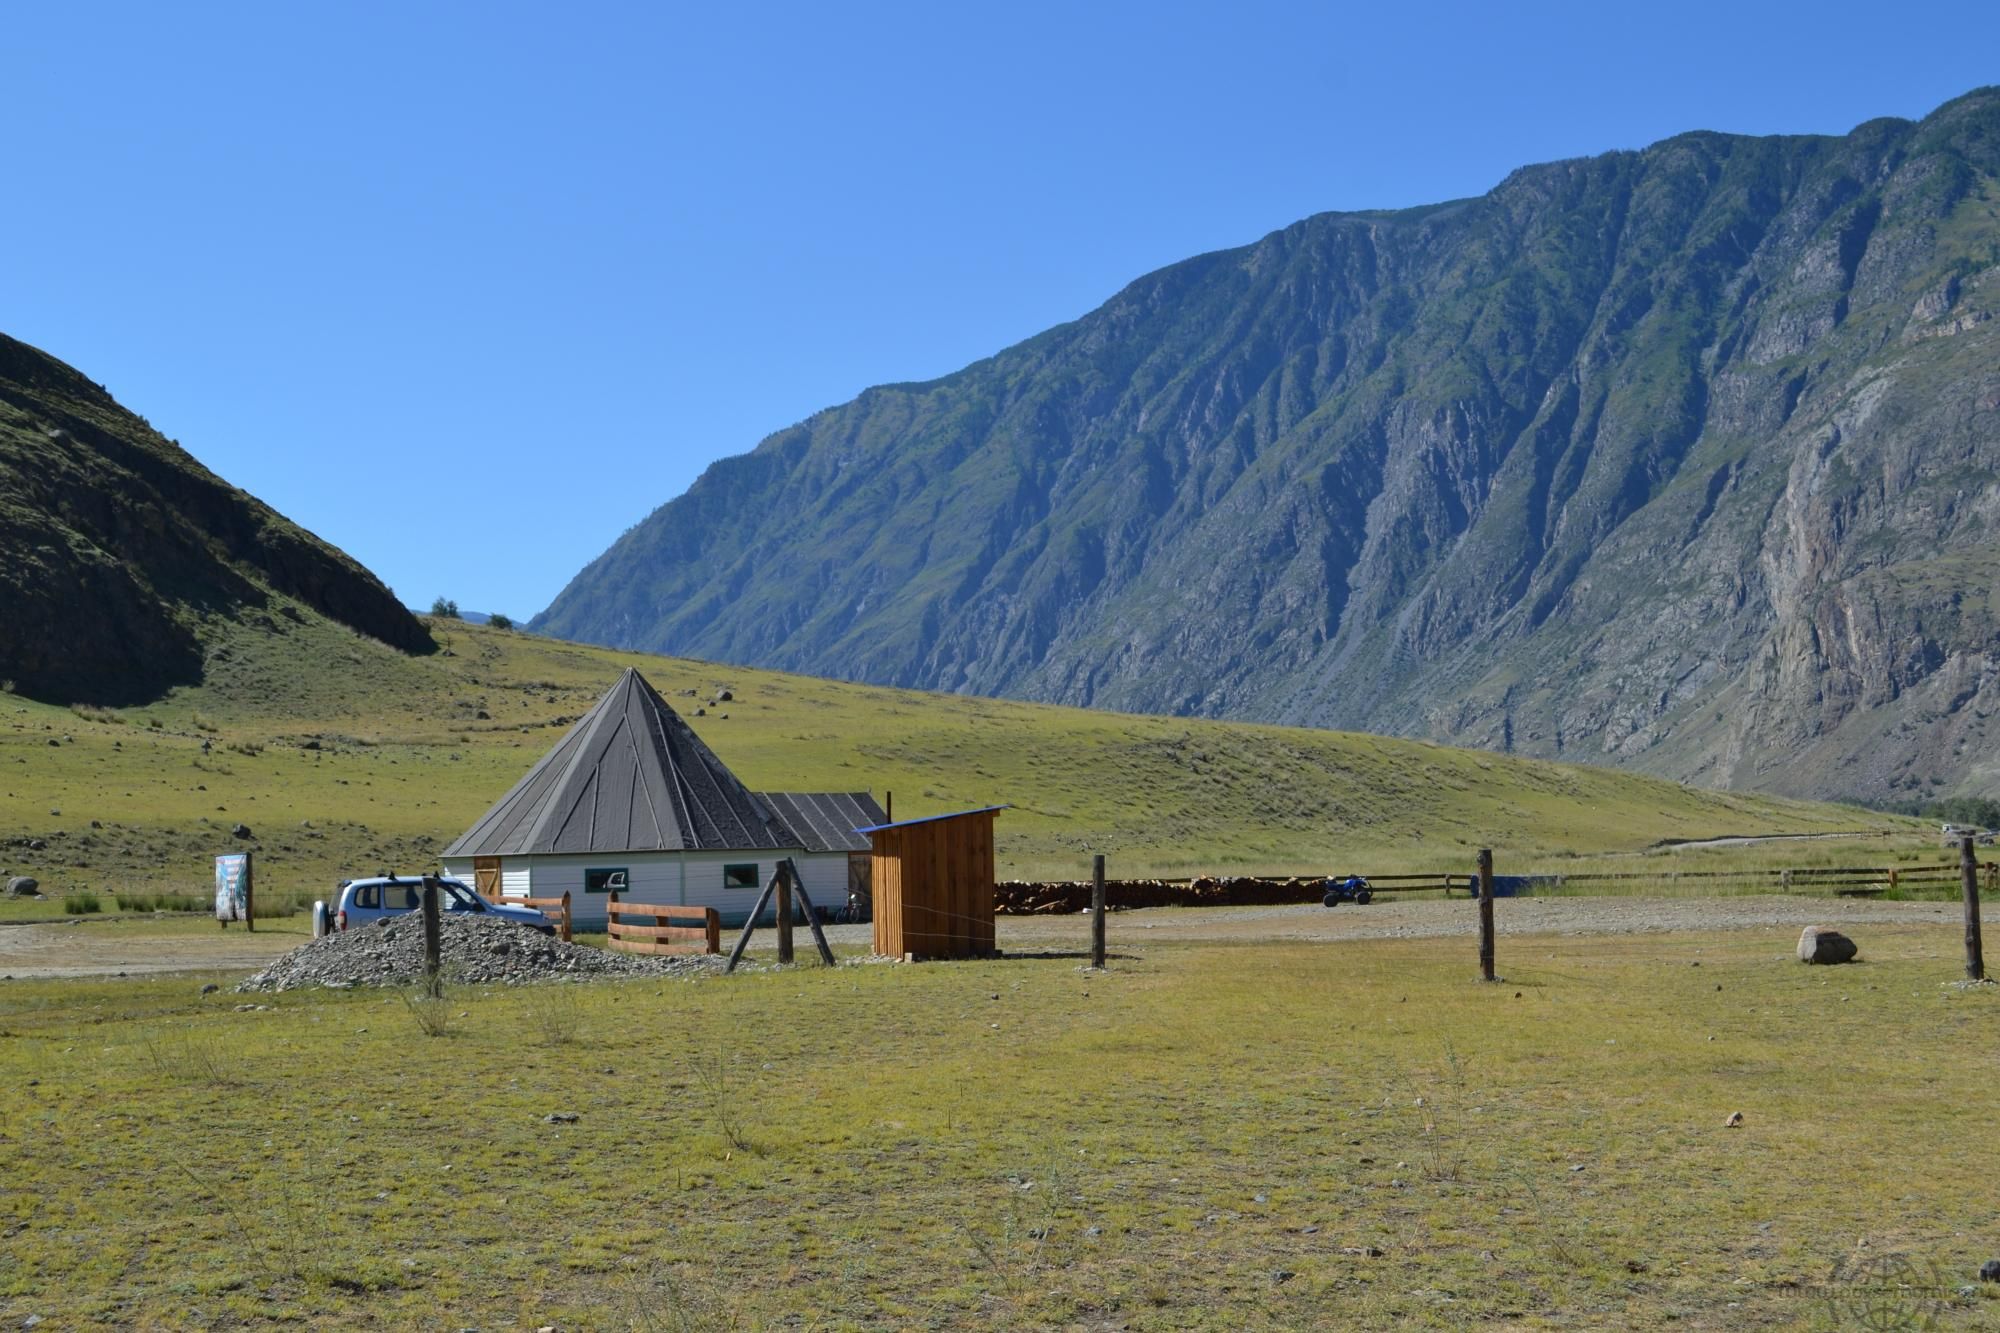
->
[0,919,305,979]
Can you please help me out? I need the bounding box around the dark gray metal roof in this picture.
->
[441,668,792,857]
[758,792,888,854]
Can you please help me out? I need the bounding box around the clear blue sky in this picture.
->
[6,2,1997,618]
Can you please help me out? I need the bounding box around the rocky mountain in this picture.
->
[535,88,2000,804]
[0,334,432,703]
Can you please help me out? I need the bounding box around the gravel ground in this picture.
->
[236,913,726,991]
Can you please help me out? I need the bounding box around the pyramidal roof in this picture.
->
[442,668,791,857]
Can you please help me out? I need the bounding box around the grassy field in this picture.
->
[2,921,1996,1328]
[0,615,1922,916]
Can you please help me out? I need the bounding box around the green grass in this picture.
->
[0,616,1921,912]
[1,925,1995,1326]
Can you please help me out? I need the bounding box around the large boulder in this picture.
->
[7,876,38,896]
[1798,927,1858,964]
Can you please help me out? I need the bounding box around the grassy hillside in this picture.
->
[0,618,1918,909]
[0,333,432,705]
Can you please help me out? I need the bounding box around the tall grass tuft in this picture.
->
[401,972,460,1037]
[64,890,102,914]
[523,983,585,1045]
[692,1052,756,1154]
[144,1026,236,1085]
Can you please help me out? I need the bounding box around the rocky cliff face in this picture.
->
[0,334,432,703]
[534,88,2000,803]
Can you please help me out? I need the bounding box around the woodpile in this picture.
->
[994,875,1325,915]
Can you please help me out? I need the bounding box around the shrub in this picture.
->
[488,613,514,631]
[1925,796,2000,830]
[430,597,461,619]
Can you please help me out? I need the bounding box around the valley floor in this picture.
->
[5,907,1998,1330]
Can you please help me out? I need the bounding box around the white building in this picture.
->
[440,668,881,930]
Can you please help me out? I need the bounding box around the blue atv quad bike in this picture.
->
[1322,875,1372,906]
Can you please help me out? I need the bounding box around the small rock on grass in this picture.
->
[544,1112,580,1124]
[1797,927,1858,965]
[1724,1111,1744,1128]
[1980,1258,2000,1282]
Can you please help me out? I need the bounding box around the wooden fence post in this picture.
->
[783,860,837,966]
[420,875,443,998]
[1091,854,1107,969]
[558,890,572,943]
[1477,848,1496,982]
[776,862,795,965]
[725,873,782,974]
[1962,836,1985,982]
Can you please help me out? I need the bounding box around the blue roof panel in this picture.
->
[852,804,1010,836]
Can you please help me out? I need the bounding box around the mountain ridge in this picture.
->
[534,87,2000,804]
[0,333,433,703]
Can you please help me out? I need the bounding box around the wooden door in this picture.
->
[473,856,502,899]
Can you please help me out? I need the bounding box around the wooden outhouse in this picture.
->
[861,806,1006,960]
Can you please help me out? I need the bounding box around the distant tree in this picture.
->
[489,612,514,631]
[430,597,460,619]
[1925,795,2000,830]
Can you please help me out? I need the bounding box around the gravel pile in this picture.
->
[236,913,724,992]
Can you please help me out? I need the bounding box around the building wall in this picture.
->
[445,850,835,930]
[789,852,851,918]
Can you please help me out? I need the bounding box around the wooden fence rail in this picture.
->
[607,902,720,956]
[511,892,572,942]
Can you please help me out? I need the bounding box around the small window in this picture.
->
[354,884,380,910]
[723,863,760,889]
[585,867,629,894]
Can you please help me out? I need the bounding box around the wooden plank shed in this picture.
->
[860,806,1007,960]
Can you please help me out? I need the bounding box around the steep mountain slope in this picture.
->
[535,88,2000,804]
[0,334,432,702]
